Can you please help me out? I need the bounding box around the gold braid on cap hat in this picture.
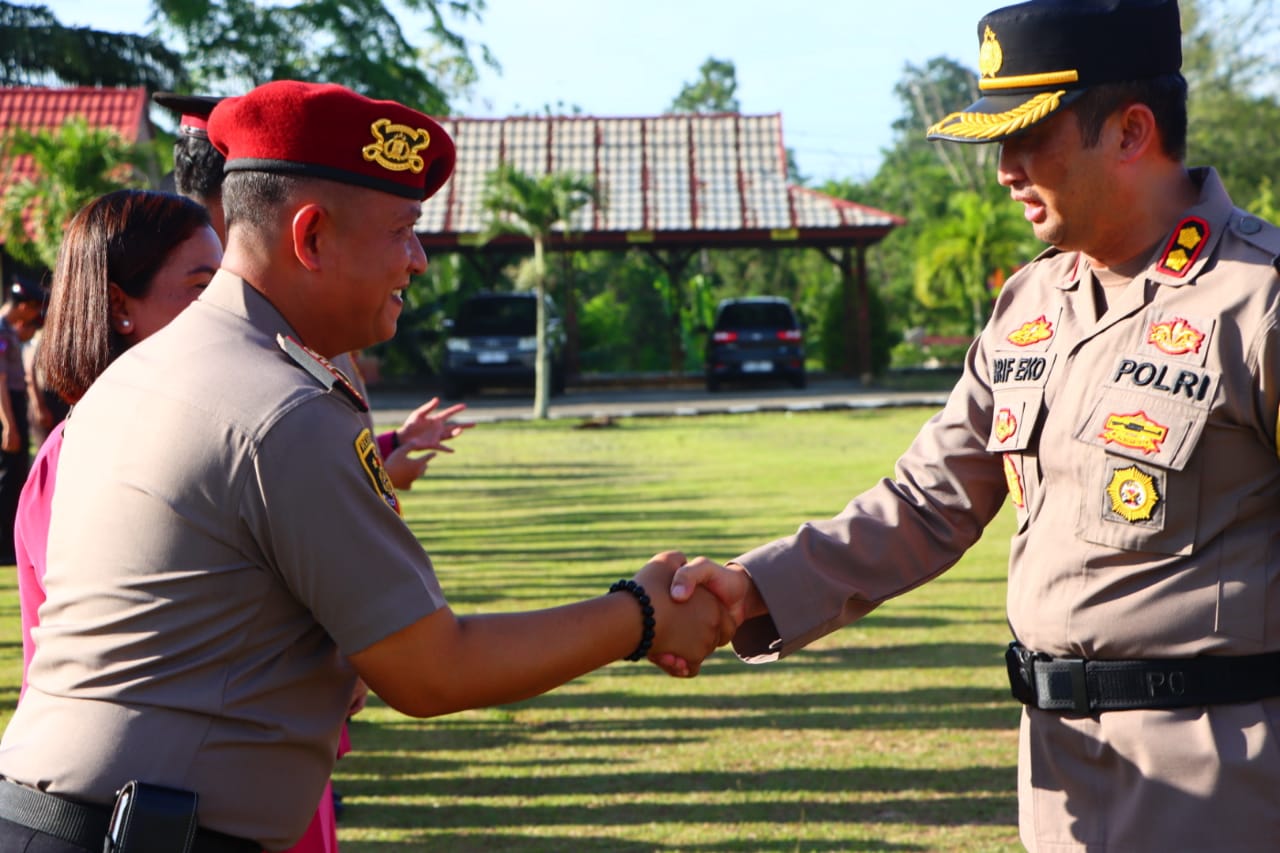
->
[927,90,1066,140]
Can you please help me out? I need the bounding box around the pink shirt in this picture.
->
[14,421,64,697]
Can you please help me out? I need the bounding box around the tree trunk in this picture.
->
[533,237,549,420]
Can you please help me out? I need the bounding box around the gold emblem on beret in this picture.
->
[979,26,1003,78]
[362,118,431,174]
[1106,465,1159,523]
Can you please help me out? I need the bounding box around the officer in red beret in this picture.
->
[669,2,1280,850]
[0,80,733,852]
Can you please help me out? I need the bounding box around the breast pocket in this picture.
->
[1071,387,1211,555]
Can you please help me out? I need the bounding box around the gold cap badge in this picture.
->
[363,118,431,174]
[979,26,1003,78]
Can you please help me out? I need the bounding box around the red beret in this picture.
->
[207,80,455,201]
[153,92,224,138]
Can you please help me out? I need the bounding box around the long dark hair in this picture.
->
[38,189,211,404]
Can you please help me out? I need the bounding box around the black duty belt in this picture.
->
[0,780,257,853]
[1005,641,1280,715]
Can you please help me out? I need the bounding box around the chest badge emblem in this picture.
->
[1148,318,1205,356]
[995,408,1018,443]
[1100,411,1168,455]
[1105,465,1160,523]
[1007,315,1053,347]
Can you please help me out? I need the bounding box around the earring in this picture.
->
[120,318,132,330]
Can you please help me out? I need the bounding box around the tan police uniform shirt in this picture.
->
[731,169,1280,852]
[0,271,447,850]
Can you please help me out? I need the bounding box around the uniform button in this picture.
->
[1239,216,1262,235]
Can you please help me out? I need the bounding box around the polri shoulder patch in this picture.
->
[356,427,401,515]
[278,334,369,412]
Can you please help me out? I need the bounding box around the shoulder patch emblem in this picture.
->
[356,427,401,515]
[1155,217,1209,277]
[277,334,369,412]
[1007,315,1053,347]
[1106,465,1160,523]
[1003,453,1025,509]
[1147,317,1204,356]
[362,118,431,174]
[1100,411,1168,455]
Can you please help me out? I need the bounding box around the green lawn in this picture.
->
[0,408,1022,852]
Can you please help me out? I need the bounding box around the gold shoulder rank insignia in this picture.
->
[356,428,401,515]
[277,334,369,412]
[1106,465,1159,523]
[1156,217,1209,277]
[362,118,431,174]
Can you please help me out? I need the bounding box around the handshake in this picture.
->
[626,550,766,678]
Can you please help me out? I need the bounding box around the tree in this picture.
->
[1180,0,1280,211]
[669,57,740,114]
[480,164,597,419]
[912,190,1034,335]
[153,0,493,113]
[0,1,187,90]
[0,116,155,270]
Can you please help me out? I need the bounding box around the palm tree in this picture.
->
[912,190,1034,335]
[1,116,154,270]
[480,163,598,419]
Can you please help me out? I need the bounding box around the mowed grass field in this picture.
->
[0,407,1023,852]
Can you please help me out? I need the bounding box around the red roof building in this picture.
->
[421,113,903,252]
[0,86,156,247]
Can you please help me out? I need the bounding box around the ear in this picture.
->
[1115,103,1159,164]
[291,203,328,272]
[107,282,133,336]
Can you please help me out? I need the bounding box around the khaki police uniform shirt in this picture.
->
[731,169,1280,851]
[0,272,447,850]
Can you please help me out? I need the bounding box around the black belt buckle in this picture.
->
[1043,657,1089,715]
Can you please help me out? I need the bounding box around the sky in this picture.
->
[47,0,997,183]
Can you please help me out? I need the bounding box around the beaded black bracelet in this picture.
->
[609,579,656,661]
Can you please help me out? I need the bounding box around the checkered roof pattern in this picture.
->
[420,113,902,246]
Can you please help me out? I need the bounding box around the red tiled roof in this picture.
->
[0,87,152,239]
[419,113,904,252]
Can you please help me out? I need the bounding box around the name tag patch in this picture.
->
[1110,357,1216,404]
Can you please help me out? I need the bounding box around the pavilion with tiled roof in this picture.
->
[422,113,904,378]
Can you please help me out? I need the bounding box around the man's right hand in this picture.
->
[669,557,762,626]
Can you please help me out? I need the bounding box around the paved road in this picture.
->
[368,375,953,425]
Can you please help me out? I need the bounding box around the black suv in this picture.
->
[441,293,566,398]
[704,296,805,392]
